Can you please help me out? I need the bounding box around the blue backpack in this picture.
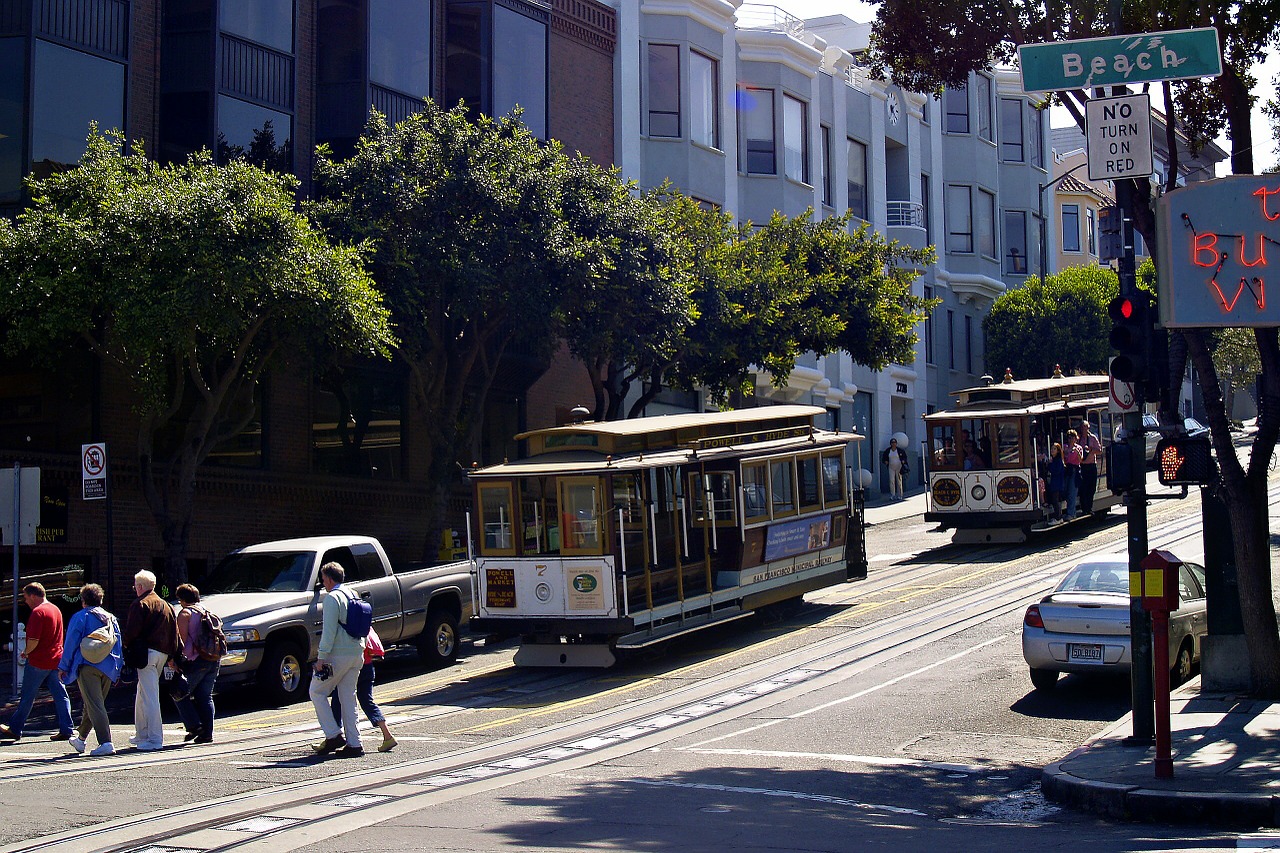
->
[337,588,372,639]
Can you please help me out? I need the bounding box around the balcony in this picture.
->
[886,200,929,252]
[736,4,804,38]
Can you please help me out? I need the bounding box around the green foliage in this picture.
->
[0,127,393,582]
[983,265,1118,379]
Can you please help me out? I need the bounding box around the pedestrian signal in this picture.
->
[1155,437,1217,486]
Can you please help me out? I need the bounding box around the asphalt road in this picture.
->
[0,482,1274,853]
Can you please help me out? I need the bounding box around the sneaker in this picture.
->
[68,736,86,754]
[127,735,139,746]
[0,724,19,741]
[50,731,73,741]
[312,735,345,754]
[192,733,213,744]
[378,736,397,753]
[89,742,115,756]
[335,744,365,758]
[183,729,203,743]
[136,743,163,751]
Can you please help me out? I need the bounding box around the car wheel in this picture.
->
[1172,640,1194,686]
[418,609,460,668]
[259,640,310,705]
[1029,668,1059,691]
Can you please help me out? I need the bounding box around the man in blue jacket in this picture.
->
[58,584,123,756]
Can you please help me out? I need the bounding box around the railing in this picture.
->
[886,200,925,228]
[736,4,804,38]
[845,63,870,92]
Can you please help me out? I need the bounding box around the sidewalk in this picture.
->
[1043,678,1280,827]
[862,486,930,526]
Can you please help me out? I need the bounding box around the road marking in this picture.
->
[676,747,984,774]
[627,778,927,816]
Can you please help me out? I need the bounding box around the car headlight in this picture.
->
[223,628,261,644]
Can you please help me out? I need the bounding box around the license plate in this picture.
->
[1068,643,1104,663]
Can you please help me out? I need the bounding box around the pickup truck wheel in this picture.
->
[418,610,459,668]
[260,640,309,705]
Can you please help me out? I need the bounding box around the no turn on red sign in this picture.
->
[81,442,107,500]
[1086,93,1154,181]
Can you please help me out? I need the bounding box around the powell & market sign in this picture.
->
[1155,176,1280,328]
[1019,28,1221,92]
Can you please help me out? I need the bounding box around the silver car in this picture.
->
[1021,555,1208,691]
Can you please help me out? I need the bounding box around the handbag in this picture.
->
[80,611,116,664]
[165,666,190,701]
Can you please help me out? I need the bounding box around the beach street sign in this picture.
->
[1019,28,1222,92]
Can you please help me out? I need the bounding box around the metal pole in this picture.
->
[1152,608,1173,778]
[11,463,19,698]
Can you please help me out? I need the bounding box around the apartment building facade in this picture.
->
[610,1,1048,489]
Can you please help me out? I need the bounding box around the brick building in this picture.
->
[0,0,612,619]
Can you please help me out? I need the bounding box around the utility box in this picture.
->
[1135,549,1182,613]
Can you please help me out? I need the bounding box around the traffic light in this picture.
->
[1108,293,1150,384]
[1106,442,1136,493]
[1155,437,1218,486]
[1099,205,1123,262]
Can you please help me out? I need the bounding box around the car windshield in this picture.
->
[1184,418,1206,432]
[203,551,314,594]
[1056,562,1128,594]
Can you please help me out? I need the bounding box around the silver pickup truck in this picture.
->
[199,535,473,704]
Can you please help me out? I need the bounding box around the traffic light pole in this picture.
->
[1116,176,1155,744]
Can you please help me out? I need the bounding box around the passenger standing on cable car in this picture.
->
[1046,443,1066,522]
[1063,430,1084,519]
[1077,420,1103,514]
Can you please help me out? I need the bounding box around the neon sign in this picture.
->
[1156,176,1280,327]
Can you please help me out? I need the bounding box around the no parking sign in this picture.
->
[82,442,107,500]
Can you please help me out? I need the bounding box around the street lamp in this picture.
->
[1038,161,1089,288]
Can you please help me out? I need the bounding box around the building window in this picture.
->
[1088,207,1097,255]
[820,126,832,205]
[945,184,972,253]
[847,137,867,219]
[1031,213,1043,274]
[1062,203,1081,252]
[313,366,405,479]
[0,38,24,203]
[924,285,934,364]
[947,309,956,370]
[1000,98,1023,161]
[944,86,968,134]
[965,314,974,374]
[647,43,680,138]
[742,87,775,174]
[690,50,718,148]
[975,75,992,141]
[783,93,808,183]
[921,174,931,244]
[31,41,126,176]
[221,0,294,52]
[1003,210,1028,274]
[1030,107,1044,168]
[217,95,293,172]
[369,0,432,99]
[978,188,996,258]
[493,4,547,139]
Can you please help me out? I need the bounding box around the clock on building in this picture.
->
[886,91,902,125]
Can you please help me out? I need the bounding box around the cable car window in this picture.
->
[559,476,602,554]
[931,423,959,469]
[689,471,736,525]
[770,457,796,517]
[995,420,1023,466]
[479,482,517,554]
[743,462,768,521]
[797,454,821,512]
[821,452,845,505]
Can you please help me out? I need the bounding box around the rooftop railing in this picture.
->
[736,4,804,38]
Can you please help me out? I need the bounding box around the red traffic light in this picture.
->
[1118,298,1133,319]
[1155,437,1217,486]
[1108,295,1142,323]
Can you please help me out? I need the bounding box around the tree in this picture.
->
[0,128,394,585]
[565,191,935,419]
[984,266,1118,380]
[1211,328,1263,420]
[867,0,1280,695]
[312,104,660,532]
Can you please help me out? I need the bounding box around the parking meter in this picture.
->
[1134,549,1181,613]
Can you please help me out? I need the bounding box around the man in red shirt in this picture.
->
[0,583,74,741]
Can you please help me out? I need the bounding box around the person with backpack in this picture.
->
[57,583,123,756]
[331,626,397,753]
[172,584,223,744]
[309,562,366,757]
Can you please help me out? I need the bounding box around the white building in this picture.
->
[607,1,1049,492]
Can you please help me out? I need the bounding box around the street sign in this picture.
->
[1155,176,1280,327]
[1018,28,1222,92]
[1086,93,1153,181]
[82,442,107,500]
[0,467,40,545]
[1108,360,1137,415]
